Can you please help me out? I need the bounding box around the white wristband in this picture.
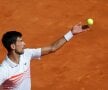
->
[64,30,73,41]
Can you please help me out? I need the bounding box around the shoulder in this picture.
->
[0,64,7,85]
[0,60,8,73]
[0,63,6,72]
[0,64,6,75]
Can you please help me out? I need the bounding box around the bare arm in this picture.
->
[41,23,90,56]
[41,36,67,55]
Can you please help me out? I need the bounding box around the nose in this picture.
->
[23,41,26,46]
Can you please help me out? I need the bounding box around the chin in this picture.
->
[20,51,24,55]
[20,49,24,54]
[15,50,24,55]
[17,52,24,55]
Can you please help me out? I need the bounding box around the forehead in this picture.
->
[16,37,23,41]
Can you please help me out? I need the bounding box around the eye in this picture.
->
[20,39,23,42]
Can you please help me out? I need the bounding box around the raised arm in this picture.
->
[41,23,90,56]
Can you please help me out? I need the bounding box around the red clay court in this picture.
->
[0,0,108,90]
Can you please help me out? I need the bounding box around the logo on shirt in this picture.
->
[24,63,27,65]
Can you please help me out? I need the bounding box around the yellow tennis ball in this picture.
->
[87,18,94,25]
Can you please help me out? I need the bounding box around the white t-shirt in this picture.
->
[0,48,41,90]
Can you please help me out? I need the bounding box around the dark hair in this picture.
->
[2,31,22,51]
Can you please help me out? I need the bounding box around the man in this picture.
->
[0,23,89,90]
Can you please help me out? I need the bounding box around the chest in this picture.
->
[2,62,31,89]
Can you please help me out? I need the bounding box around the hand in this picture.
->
[71,22,90,35]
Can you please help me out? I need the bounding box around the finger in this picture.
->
[77,22,82,26]
[83,28,90,32]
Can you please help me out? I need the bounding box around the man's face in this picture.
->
[14,37,26,55]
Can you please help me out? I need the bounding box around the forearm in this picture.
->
[41,30,73,55]
[41,37,68,55]
[51,30,73,50]
[50,24,90,51]
[51,36,67,51]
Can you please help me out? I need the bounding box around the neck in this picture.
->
[8,51,20,64]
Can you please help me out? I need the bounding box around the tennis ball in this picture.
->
[87,18,94,25]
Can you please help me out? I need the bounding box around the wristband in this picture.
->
[64,30,73,41]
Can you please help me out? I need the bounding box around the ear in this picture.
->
[10,44,15,50]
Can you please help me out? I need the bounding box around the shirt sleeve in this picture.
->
[0,77,4,85]
[0,67,5,85]
[24,48,41,60]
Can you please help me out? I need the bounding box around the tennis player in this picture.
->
[0,23,89,90]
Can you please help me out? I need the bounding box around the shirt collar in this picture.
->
[6,56,19,68]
